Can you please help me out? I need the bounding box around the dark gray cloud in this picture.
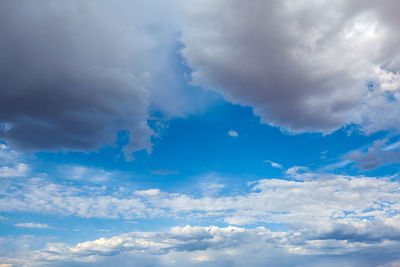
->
[0,0,182,153]
[180,0,400,134]
[347,139,400,170]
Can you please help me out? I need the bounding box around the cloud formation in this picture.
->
[180,0,400,134]
[1,170,399,242]
[1,168,400,266]
[7,225,400,267]
[0,0,183,153]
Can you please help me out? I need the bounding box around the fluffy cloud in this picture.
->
[180,0,400,134]
[1,169,400,266]
[0,0,187,154]
[1,170,400,244]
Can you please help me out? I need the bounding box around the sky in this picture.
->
[1,0,400,266]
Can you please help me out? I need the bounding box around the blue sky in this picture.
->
[1,1,400,266]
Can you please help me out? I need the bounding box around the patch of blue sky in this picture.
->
[34,101,389,191]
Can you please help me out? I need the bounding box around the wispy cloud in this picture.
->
[264,160,283,169]
[0,163,29,178]
[14,222,52,229]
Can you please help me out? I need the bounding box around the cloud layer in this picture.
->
[1,170,399,241]
[6,225,400,267]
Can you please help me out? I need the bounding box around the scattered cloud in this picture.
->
[228,130,238,137]
[1,171,399,238]
[6,225,400,267]
[0,168,400,265]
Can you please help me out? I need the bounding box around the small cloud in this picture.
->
[134,189,161,196]
[0,163,29,178]
[151,169,179,175]
[228,130,238,137]
[15,223,52,229]
[264,160,283,169]
[384,140,400,151]
[0,143,7,151]
[322,160,352,171]
[347,139,400,170]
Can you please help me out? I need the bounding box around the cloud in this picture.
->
[264,160,283,169]
[0,163,29,178]
[347,139,400,170]
[14,222,52,229]
[55,165,117,184]
[0,144,21,165]
[1,170,400,245]
[6,225,400,267]
[1,168,400,265]
[228,130,238,137]
[180,0,400,134]
[0,0,190,154]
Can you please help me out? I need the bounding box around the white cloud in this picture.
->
[57,165,115,183]
[1,169,400,266]
[0,163,29,178]
[6,225,400,266]
[180,0,400,134]
[14,222,52,229]
[228,130,238,137]
[264,160,283,169]
[1,170,399,242]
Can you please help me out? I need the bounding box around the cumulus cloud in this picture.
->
[1,168,400,265]
[180,0,400,134]
[1,170,400,244]
[0,0,191,154]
